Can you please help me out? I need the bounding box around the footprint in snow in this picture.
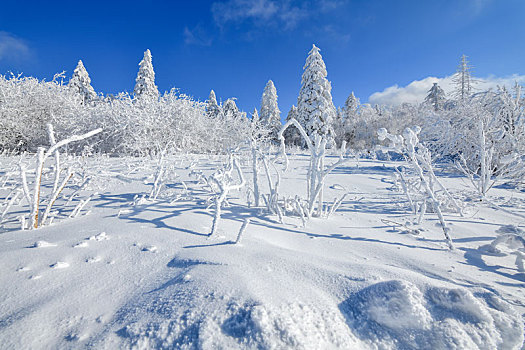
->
[50,261,69,269]
[29,240,57,248]
[141,245,158,253]
[85,256,101,263]
[89,232,109,241]
[133,243,158,252]
[74,241,89,248]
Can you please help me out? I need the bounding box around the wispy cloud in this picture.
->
[212,0,278,24]
[183,25,213,46]
[469,0,492,16]
[319,25,351,44]
[212,0,304,30]
[369,74,525,106]
[0,31,30,63]
[185,0,350,45]
[211,0,345,31]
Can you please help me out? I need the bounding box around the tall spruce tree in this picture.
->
[223,98,244,120]
[296,44,336,146]
[342,92,360,145]
[206,90,222,118]
[424,82,446,111]
[259,80,281,141]
[133,49,159,100]
[68,60,96,104]
[343,92,359,120]
[333,107,345,147]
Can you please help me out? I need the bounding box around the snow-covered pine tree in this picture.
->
[343,92,359,119]
[206,90,222,118]
[283,105,302,146]
[343,92,360,144]
[68,60,96,104]
[333,107,345,148]
[452,55,474,101]
[250,108,263,138]
[259,80,281,141]
[296,45,336,146]
[424,82,446,111]
[133,49,159,100]
[223,98,245,120]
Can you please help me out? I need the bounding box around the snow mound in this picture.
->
[111,299,364,349]
[341,280,524,349]
[496,225,524,237]
[346,279,432,331]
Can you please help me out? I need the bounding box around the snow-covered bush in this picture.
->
[208,155,246,237]
[0,73,84,152]
[279,118,350,219]
[423,86,525,197]
[378,126,460,250]
[344,103,425,151]
[17,124,102,229]
[0,73,250,155]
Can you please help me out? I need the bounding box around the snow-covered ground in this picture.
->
[0,154,524,349]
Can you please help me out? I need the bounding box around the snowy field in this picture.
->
[0,154,524,349]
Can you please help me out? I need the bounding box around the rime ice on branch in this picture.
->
[378,126,457,250]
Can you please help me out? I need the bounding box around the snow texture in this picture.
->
[0,155,524,349]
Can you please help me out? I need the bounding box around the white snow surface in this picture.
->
[0,154,524,349]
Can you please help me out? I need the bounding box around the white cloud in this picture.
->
[369,74,525,106]
[0,32,30,63]
[183,26,213,46]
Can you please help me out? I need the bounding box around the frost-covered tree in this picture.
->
[342,92,360,144]
[259,80,281,141]
[68,60,97,104]
[452,55,474,101]
[332,107,345,148]
[496,84,524,136]
[343,92,359,120]
[133,49,158,100]
[424,82,446,111]
[296,44,336,146]
[349,104,380,149]
[206,89,222,118]
[223,98,245,120]
[283,105,302,146]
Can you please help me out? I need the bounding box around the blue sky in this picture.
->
[1,0,524,114]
